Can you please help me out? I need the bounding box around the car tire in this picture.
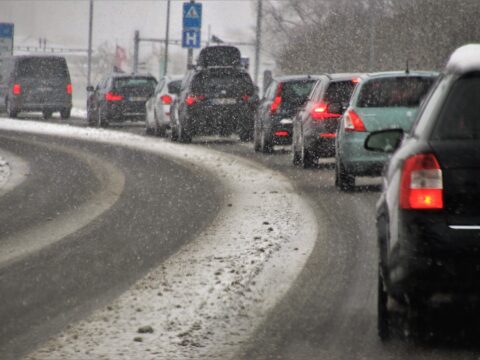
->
[178,122,192,143]
[97,107,108,128]
[42,110,53,120]
[239,127,253,142]
[335,160,355,191]
[378,270,390,341]
[260,127,273,154]
[155,125,167,137]
[6,99,18,118]
[300,138,315,168]
[253,124,261,152]
[60,108,71,120]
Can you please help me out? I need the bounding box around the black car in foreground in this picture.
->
[365,44,480,340]
[254,75,320,153]
[87,73,157,127]
[0,55,72,119]
[171,46,256,143]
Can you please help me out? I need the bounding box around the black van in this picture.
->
[0,55,72,119]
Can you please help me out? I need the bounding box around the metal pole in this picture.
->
[187,0,195,69]
[163,0,171,76]
[254,0,263,84]
[87,0,94,86]
[133,30,140,73]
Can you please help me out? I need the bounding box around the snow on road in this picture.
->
[0,148,29,198]
[0,119,318,359]
[0,155,9,189]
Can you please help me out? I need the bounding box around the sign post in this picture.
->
[0,23,14,57]
[182,1,202,69]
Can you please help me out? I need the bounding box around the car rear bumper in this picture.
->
[388,211,480,297]
[105,102,146,121]
[10,96,72,111]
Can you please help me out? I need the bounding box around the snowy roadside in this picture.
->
[0,154,10,189]
[0,119,318,360]
[71,107,87,119]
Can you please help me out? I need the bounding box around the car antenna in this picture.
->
[406,59,410,74]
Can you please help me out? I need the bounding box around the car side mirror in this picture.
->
[328,102,342,114]
[364,129,404,153]
[86,85,94,92]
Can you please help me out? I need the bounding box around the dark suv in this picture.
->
[0,55,72,119]
[254,75,320,153]
[87,73,157,127]
[365,45,480,340]
[170,46,256,143]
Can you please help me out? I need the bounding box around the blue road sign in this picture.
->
[183,3,202,29]
[0,23,14,38]
[182,29,201,49]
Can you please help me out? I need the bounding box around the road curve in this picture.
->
[0,131,223,359]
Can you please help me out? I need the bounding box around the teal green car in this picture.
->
[335,71,438,191]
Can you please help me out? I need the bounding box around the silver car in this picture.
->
[145,75,182,137]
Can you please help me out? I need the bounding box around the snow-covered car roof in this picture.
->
[445,44,480,75]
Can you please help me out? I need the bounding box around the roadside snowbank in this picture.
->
[0,119,318,359]
[0,155,9,189]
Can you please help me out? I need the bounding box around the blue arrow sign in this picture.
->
[182,29,201,49]
[183,3,202,29]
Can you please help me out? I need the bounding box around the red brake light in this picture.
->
[66,83,73,95]
[400,153,443,210]
[274,131,289,137]
[352,77,361,84]
[105,92,124,101]
[344,109,366,132]
[185,95,205,106]
[161,94,172,105]
[242,95,250,102]
[270,83,283,114]
[310,102,341,121]
[13,83,21,95]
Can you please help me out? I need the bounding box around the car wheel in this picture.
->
[178,122,192,143]
[335,159,355,191]
[378,269,390,341]
[42,110,53,120]
[239,127,253,142]
[97,107,108,128]
[300,136,315,168]
[253,124,261,152]
[6,99,18,118]
[60,108,71,120]
[260,127,273,153]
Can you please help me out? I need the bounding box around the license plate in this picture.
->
[211,98,236,105]
[130,96,147,101]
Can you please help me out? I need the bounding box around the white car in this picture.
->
[145,75,183,137]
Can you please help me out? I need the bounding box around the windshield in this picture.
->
[16,57,69,80]
[358,76,435,108]
[114,77,156,90]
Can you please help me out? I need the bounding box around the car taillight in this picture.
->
[400,153,443,210]
[270,83,283,114]
[185,95,205,106]
[66,83,73,95]
[161,94,172,105]
[310,102,341,121]
[344,109,366,132]
[105,92,124,101]
[13,83,21,95]
[242,95,250,102]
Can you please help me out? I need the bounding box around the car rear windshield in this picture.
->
[281,80,316,106]
[16,57,69,80]
[432,73,480,140]
[357,76,435,108]
[192,71,254,97]
[324,80,356,105]
[114,77,156,90]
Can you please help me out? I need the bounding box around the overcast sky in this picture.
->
[1,0,258,59]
